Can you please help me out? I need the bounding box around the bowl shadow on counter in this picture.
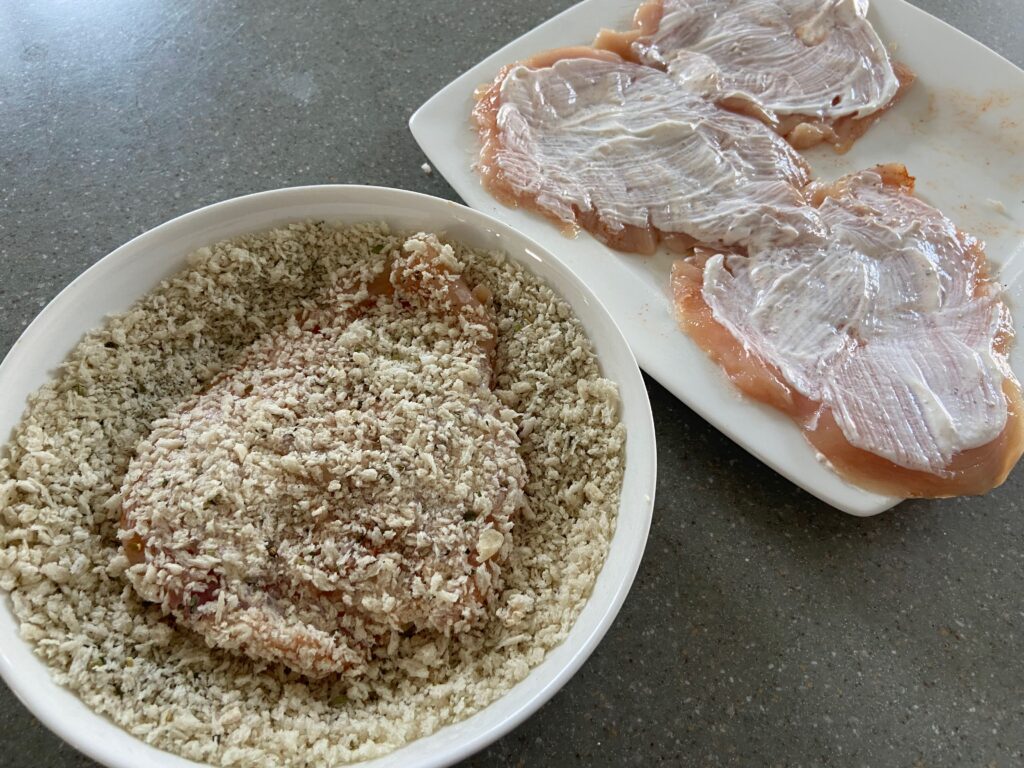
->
[459,374,1024,767]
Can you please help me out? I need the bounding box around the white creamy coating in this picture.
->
[702,170,1012,473]
[494,56,824,248]
[640,0,900,119]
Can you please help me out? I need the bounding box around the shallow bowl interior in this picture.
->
[0,185,657,768]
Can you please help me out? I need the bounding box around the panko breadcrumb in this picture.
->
[0,222,625,767]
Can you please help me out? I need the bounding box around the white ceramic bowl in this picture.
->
[0,186,656,768]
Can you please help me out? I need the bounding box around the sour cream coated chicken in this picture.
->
[119,234,527,679]
[595,0,914,151]
[470,12,1018,497]
[671,165,1024,496]
[474,48,823,255]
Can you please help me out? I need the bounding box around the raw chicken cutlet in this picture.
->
[473,47,823,255]
[595,0,915,152]
[119,233,527,679]
[671,164,1024,497]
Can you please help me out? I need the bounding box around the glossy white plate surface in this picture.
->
[0,186,656,768]
[410,0,1024,516]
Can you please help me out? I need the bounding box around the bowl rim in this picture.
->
[0,184,657,768]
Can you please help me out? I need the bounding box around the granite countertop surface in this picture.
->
[1,1,1022,766]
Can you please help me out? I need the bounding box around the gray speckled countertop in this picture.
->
[1,1,1022,766]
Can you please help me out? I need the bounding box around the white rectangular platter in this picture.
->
[410,0,1024,516]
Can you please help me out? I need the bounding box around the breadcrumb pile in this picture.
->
[0,222,625,766]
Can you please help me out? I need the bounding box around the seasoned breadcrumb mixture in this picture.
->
[0,222,625,766]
